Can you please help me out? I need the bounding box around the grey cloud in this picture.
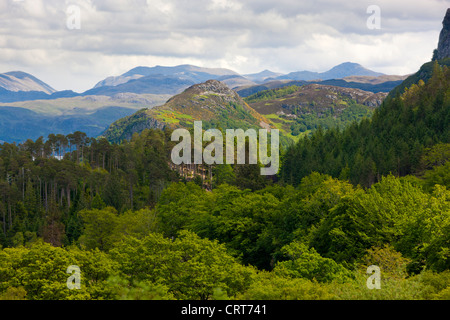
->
[0,0,448,92]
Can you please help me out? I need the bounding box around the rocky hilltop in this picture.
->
[436,8,450,60]
[102,80,272,143]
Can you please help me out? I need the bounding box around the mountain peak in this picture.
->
[277,62,383,81]
[102,79,271,143]
[0,71,55,94]
[187,79,235,95]
[436,8,450,60]
[165,79,242,107]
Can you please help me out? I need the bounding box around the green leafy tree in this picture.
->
[78,207,119,251]
[274,241,353,283]
[109,231,254,300]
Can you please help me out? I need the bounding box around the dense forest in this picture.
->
[0,63,449,301]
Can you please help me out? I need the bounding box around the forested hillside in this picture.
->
[244,84,385,140]
[280,61,450,188]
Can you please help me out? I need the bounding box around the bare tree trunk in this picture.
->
[22,167,25,200]
[201,164,204,189]
[210,165,213,190]
[8,203,12,230]
[45,181,48,212]
[2,206,5,234]
[130,184,133,209]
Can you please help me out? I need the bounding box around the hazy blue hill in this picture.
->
[243,70,284,82]
[83,74,196,96]
[320,62,384,79]
[0,105,136,142]
[0,87,50,102]
[277,62,384,81]
[317,78,403,93]
[95,64,239,89]
[235,78,401,98]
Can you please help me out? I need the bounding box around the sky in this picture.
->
[0,0,449,92]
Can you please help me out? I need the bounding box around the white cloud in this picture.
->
[0,0,448,92]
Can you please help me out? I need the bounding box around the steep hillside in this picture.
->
[102,80,273,143]
[389,58,450,98]
[390,10,450,97]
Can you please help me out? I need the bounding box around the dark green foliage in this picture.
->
[0,128,176,247]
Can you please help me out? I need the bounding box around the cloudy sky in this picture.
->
[1,0,449,92]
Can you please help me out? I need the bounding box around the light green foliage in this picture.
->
[328,270,427,300]
[310,175,450,271]
[236,271,334,300]
[212,164,236,188]
[423,161,450,191]
[360,245,411,280]
[0,286,27,300]
[78,206,157,251]
[156,182,211,238]
[109,230,255,300]
[0,240,116,300]
[78,207,120,251]
[274,241,353,283]
[105,276,174,300]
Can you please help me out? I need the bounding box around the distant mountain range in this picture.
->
[101,78,391,147]
[275,62,384,81]
[0,62,407,143]
[0,62,400,103]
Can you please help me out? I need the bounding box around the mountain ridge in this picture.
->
[102,79,273,143]
[276,62,384,81]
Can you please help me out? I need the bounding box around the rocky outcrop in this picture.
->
[436,8,450,60]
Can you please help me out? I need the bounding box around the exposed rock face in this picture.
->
[436,8,450,60]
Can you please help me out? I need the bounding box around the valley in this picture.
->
[0,62,404,144]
